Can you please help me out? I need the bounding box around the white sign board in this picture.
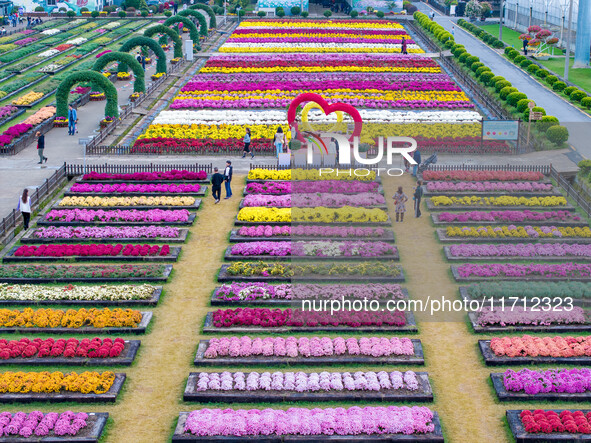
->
[185,40,194,61]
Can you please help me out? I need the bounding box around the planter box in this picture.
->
[217,265,405,283]
[507,410,591,443]
[75,178,211,185]
[0,286,163,307]
[234,217,393,227]
[202,311,418,334]
[22,229,189,244]
[64,187,207,197]
[238,202,388,211]
[243,186,385,197]
[183,371,432,403]
[0,340,140,367]
[437,228,591,243]
[468,311,591,333]
[430,213,589,227]
[53,199,201,211]
[37,213,197,227]
[459,286,591,308]
[0,311,151,334]
[423,189,563,198]
[223,247,399,262]
[479,340,591,366]
[0,264,172,284]
[228,230,396,243]
[14,91,54,109]
[492,373,591,401]
[426,200,575,212]
[194,339,425,367]
[0,374,125,403]
[443,245,591,262]
[246,177,383,184]
[172,411,443,442]
[451,265,591,282]
[3,246,181,263]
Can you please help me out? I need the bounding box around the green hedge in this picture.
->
[93,51,145,93]
[190,3,216,28]
[56,70,118,118]
[164,15,201,43]
[506,91,527,106]
[553,81,567,91]
[178,9,208,38]
[546,125,569,145]
[571,90,587,103]
[144,24,183,59]
[466,281,591,299]
[119,36,167,74]
[582,97,591,109]
[479,71,495,85]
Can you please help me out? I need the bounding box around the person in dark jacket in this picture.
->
[223,161,233,199]
[36,132,47,164]
[210,167,224,203]
[412,149,421,177]
[523,38,528,56]
[414,180,423,218]
[401,37,407,55]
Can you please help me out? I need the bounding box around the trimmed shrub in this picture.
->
[141,9,148,16]
[536,69,549,78]
[546,75,558,85]
[466,55,480,67]
[350,10,358,17]
[506,48,519,59]
[301,11,309,17]
[471,62,484,72]
[527,64,539,74]
[523,106,546,121]
[291,6,301,14]
[499,86,518,100]
[479,71,495,85]
[520,59,533,68]
[475,66,491,77]
[571,90,587,102]
[563,86,577,96]
[257,10,266,16]
[34,6,44,11]
[507,92,527,106]
[538,116,560,132]
[581,97,591,109]
[553,81,567,92]
[67,10,76,16]
[516,99,534,113]
[377,10,385,17]
[164,9,172,16]
[513,55,526,64]
[453,47,467,57]
[458,53,470,63]
[578,159,591,175]
[91,10,99,17]
[546,125,569,145]
[495,80,512,92]
[277,8,286,17]
[80,7,89,12]
[323,9,332,17]
[490,76,505,84]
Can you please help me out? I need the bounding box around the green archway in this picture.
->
[163,16,201,43]
[56,71,118,118]
[92,52,145,93]
[119,36,167,74]
[179,9,209,37]
[190,3,216,29]
[144,25,183,59]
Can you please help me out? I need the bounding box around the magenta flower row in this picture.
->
[203,336,415,358]
[476,306,586,327]
[427,181,553,192]
[242,193,386,208]
[457,263,591,278]
[32,226,180,239]
[231,28,410,36]
[245,180,380,195]
[450,243,591,258]
[14,243,171,257]
[45,208,191,223]
[504,368,591,395]
[236,225,385,238]
[437,210,580,223]
[82,170,207,181]
[70,183,201,193]
[0,411,88,438]
[230,241,396,257]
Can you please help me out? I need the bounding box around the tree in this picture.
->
[291,6,301,15]
[66,10,76,17]
[480,1,491,18]
[323,9,332,18]
[465,0,482,19]
[257,10,266,17]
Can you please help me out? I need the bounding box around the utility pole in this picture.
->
[564,0,574,80]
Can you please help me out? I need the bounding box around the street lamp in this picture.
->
[564,0,574,80]
[499,0,504,42]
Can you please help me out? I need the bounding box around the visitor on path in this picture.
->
[274,127,286,156]
[0,27,6,35]
[523,38,528,56]
[242,128,254,158]
[412,149,421,177]
[210,167,224,204]
[429,11,434,20]
[36,132,47,164]
[68,105,78,136]
[173,1,178,14]
[223,160,233,199]
[137,53,146,71]
[414,180,423,218]
[393,187,408,222]
[18,189,31,230]
[451,25,455,36]
[401,37,407,55]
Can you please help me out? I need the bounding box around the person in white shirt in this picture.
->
[19,189,31,230]
[274,127,286,156]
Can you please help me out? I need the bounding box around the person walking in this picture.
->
[242,128,253,158]
[401,37,407,55]
[223,160,233,199]
[523,38,528,56]
[36,132,47,164]
[393,187,408,223]
[413,180,423,218]
[273,127,286,156]
[451,25,455,36]
[173,1,178,15]
[19,188,31,230]
[210,167,224,203]
[68,105,77,136]
[412,148,421,177]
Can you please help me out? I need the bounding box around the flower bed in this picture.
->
[446,243,591,260]
[247,169,376,182]
[453,263,591,282]
[237,207,390,224]
[43,209,194,225]
[7,244,176,263]
[439,226,591,243]
[27,226,185,243]
[174,406,441,441]
[425,181,556,194]
[245,180,380,195]
[219,261,404,283]
[81,170,208,181]
[0,411,107,439]
[227,241,398,260]
[0,264,172,283]
[0,283,161,306]
[506,410,591,441]
[433,210,583,226]
[232,225,392,242]
[57,196,199,209]
[427,195,569,209]
[69,183,203,194]
[194,336,424,366]
[422,170,545,182]
[183,371,432,403]
[241,193,386,208]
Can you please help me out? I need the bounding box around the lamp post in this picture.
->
[499,0,504,42]
[224,0,227,25]
[564,0,573,80]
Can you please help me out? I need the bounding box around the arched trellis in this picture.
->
[178,9,208,37]
[163,16,201,43]
[188,4,216,29]
[119,36,167,74]
[92,51,145,93]
[144,25,183,59]
[56,71,118,119]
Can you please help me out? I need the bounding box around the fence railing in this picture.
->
[550,166,591,219]
[249,163,381,171]
[0,164,67,246]
[65,162,213,177]
[86,145,277,156]
[426,164,552,174]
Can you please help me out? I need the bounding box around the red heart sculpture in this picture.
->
[287,93,363,143]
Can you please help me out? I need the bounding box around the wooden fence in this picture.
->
[426,164,552,174]
[65,162,213,177]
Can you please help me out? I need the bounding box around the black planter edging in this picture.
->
[507,409,591,443]
[430,213,590,227]
[491,373,591,401]
[21,229,189,244]
[172,410,442,442]
[238,202,388,211]
[201,311,418,334]
[423,189,563,198]
[53,199,201,211]
[243,185,385,197]
[64,188,207,197]
[0,264,173,283]
[460,286,591,308]
[228,230,396,243]
[75,178,211,185]
[468,311,591,333]
[0,311,151,334]
[217,265,405,283]
[37,213,197,227]
[426,200,575,212]
[0,286,162,307]
[0,74,49,101]
[3,246,181,263]
[443,246,591,262]
[210,288,411,307]
[0,374,125,403]
[183,371,433,403]
[437,228,591,244]
[234,217,393,227]
[223,247,400,262]
[0,340,140,367]
[479,340,591,366]
[193,339,425,367]
[451,265,591,282]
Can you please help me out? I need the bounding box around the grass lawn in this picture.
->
[477,23,523,48]
[537,57,591,94]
